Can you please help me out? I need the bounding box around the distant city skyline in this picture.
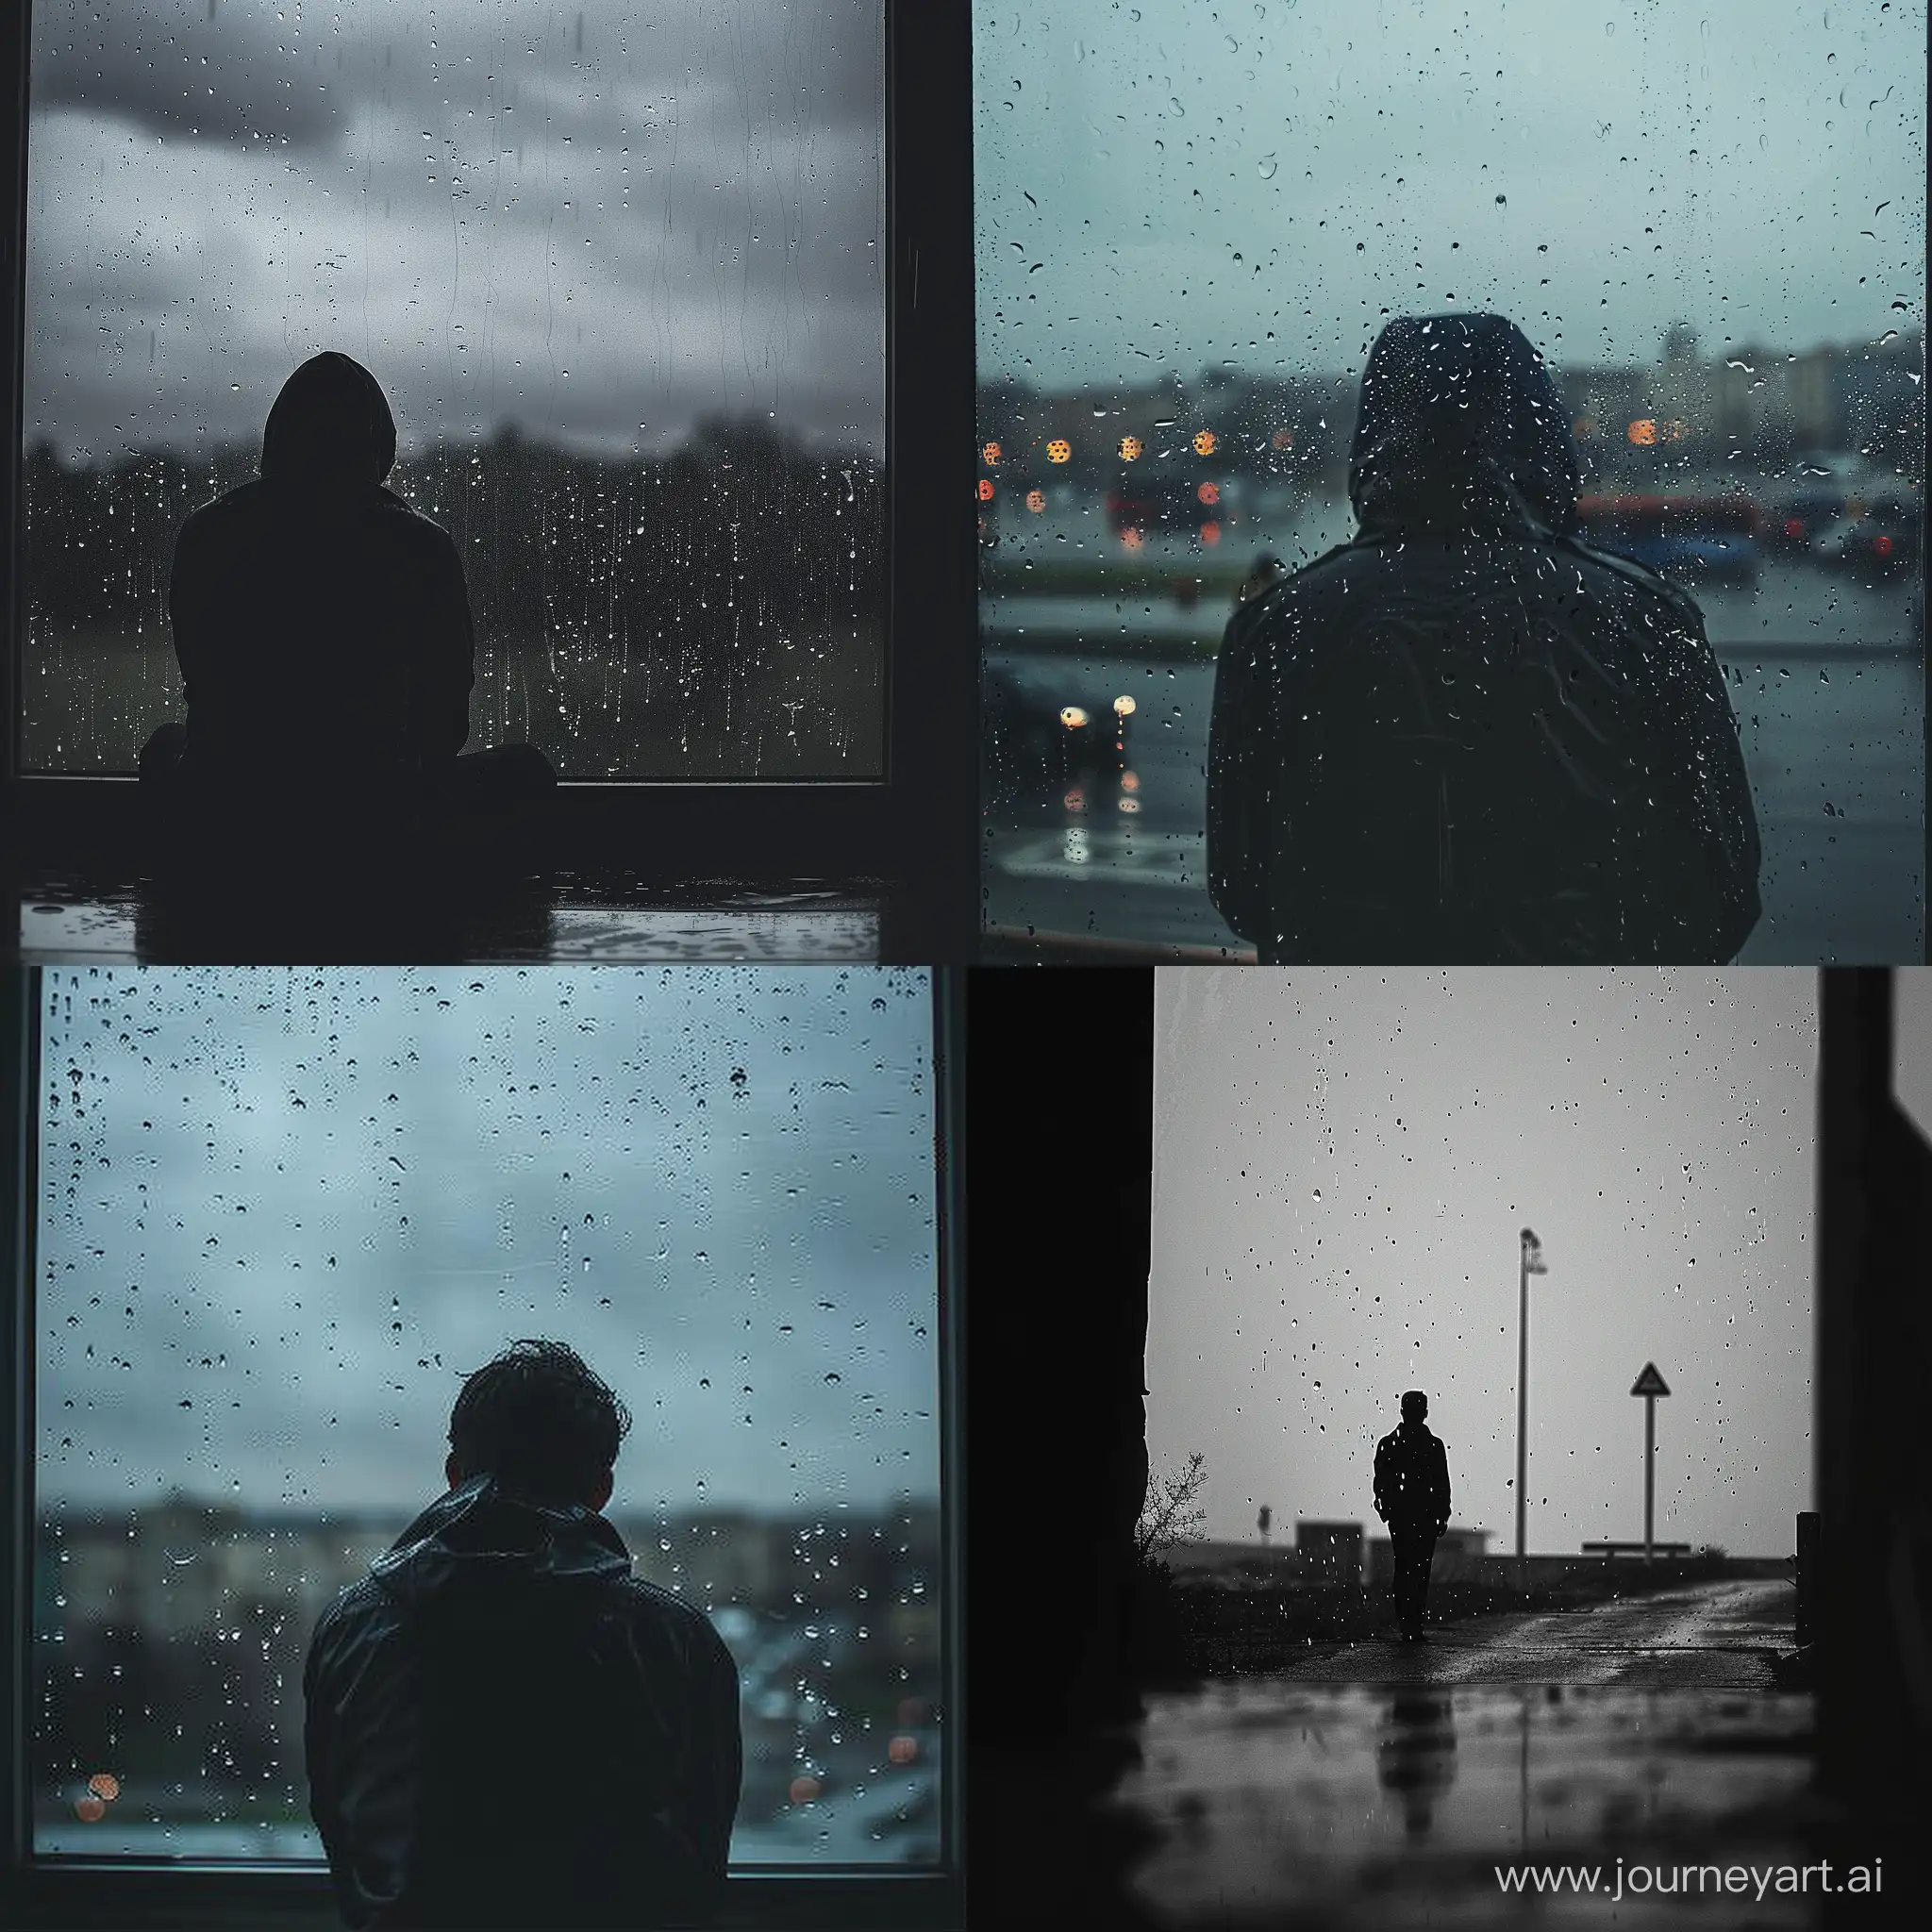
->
[1150,971,1815,1558]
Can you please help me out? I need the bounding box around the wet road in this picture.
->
[981,519,1924,960]
[1281,1576,1795,1690]
[1109,1582,1822,1929]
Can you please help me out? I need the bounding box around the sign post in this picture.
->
[1515,1230,1549,1593]
[1630,1362,1672,1564]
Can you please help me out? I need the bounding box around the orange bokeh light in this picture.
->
[789,1775,823,1806]
[1121,526,1145,550]
[1025,489,1046,512]
[87,1773,121,1801]
[1120,770,1141,792]
[982,441,1002,464]
[889,1736,920,1766]
[1196,481,1220,506]
[1119,435,1143,461]
[1200,522,1222,545]
[75,1796,106,1823]
[1627,419,1658,446]
[1271,427,1294,450]
[1046,439,1072,463]
[1192,429,1218,456]
[977,478,995,502]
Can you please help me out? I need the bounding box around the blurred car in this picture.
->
[1764,487,1848,557]
[982,664,1138,804]
[1576,493,1760,580]
[1106,472,1238,542]
[1811,496,1920,576]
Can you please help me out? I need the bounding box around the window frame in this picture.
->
[0,963,967,1930]
[0,2,978,963]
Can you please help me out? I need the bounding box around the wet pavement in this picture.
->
[1108,1582,1832,1928]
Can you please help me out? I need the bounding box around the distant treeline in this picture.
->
[23,419,883,651]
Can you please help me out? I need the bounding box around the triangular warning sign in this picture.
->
[1630,1362,1671,1398]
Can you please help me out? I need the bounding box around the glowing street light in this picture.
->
[1047,439,1072,463]
[1119,435,1143,461]
[982,441,1003,464]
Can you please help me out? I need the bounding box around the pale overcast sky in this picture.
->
[25,0,883,461]
[1150,970,1817,1558]
[36,967,939,1519]
[975,0,1925,390]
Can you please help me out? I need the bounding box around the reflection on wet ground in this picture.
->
[1112,1682,1818,1928]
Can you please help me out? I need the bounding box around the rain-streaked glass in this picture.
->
[976,3,1925,960]
[32,966,941,1863]
[22,1,884,777]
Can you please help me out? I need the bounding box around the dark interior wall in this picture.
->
[967,966,1152,1741]
[966,966,1157,1924]
[1815,969,1932,1863]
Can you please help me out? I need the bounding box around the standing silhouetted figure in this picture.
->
[304,1340,742,1929]
[142,352,554,843]
[1374,1391,1452,1643]
[1208,312,1761,963]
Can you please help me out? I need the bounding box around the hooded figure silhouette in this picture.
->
[147,353,552,831]
[1207,313,1761,963]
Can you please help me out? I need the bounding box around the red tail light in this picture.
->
[1874,534,1895,558]
[1784,518,1805,540]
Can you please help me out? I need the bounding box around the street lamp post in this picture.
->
[1515,1228,1549,1594]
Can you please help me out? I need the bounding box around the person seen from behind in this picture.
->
[142,352,555,844]
[303,1339,742,1929]
[1374,1390,1452,1644]
[1208,312,1761,963]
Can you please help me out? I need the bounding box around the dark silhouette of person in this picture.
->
[1208,312,1761,964]
[303,1340,742,1929]
[1374,1391,1451,1642]
[141,352,555,843]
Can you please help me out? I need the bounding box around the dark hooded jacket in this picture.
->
[303,1475,742,1930]
[1207,313,1761,962]
[169,352,475,793]
[1374,1423,1452,1537]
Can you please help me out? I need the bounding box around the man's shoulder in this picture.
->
[608,1574,739,1674]
[1374,1426,1404,1455]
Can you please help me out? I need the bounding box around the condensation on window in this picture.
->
[975,3,1925,962]
[21,1,885,778]
[32,966,941,1864]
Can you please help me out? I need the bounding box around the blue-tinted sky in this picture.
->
[1151,970,1815,1557]
[976,0,1925,389]
[36,967,939,1517]
[27,0,883,460]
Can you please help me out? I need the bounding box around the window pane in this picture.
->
[23,1,884,778]
[977,2,1925,961]
[32,966,941,1865]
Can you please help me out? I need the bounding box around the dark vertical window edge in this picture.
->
[0,965,964,1926]
[0,3,981,966]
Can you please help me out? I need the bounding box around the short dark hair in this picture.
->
[448,1340,631,1502]
[1401,1390,1428,1419]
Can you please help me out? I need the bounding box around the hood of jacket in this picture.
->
[368,1474,631,1621]
[1348,312,1580,541]
[259,351,397,492]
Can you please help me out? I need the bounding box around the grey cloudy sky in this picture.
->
[1150,970,1816,1558]
[36,967,939,1519]
[975,0,1925,391]
[26,0,883,461]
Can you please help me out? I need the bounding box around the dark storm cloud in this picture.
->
[36,968,940,1516]
[25,0,885,457]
